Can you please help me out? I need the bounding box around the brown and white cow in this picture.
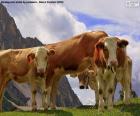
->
[0,47,55,111]
[94,37,129,111]
[76,56,132,108]
[44,31,108,109]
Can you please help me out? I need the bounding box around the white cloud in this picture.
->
[10,4,87,44]
[64,0,140,26]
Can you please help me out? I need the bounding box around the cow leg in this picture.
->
[94,84,99,106]
[41,79,48,111]
[42,90,47,110]
[31,86,37,111]
[122,81,131,104]
[0,78,8,112]
[106,76,115,110]
[97,76,105,112]
[95,91,99,106]
[46,86,51,109]
[107,87,114,110]
[98,88,104,111]
[50,77,60,109]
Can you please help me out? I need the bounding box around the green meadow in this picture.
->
[0,98,140,116]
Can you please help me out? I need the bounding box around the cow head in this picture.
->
[27,47,55,77]
[78,74,89,89]
[95,37,128,71]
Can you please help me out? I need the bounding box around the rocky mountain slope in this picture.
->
[0,3,82,111]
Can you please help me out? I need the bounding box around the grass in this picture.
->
[0,98,140,116]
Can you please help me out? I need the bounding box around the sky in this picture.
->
[3,0,140,105]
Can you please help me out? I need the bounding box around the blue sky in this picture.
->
[73,12,116,27]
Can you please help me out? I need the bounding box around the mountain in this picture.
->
[0,3,82,111]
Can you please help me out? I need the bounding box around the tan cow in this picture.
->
[0,47,55,111]
[45,31,108,109]
[94,37,129,111]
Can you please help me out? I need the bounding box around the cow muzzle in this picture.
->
[79,85,89,89]
[37,69,45,78]
[79,85,85,89]
[110,60,118,67]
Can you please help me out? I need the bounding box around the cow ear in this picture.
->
[96,42,104,49]
[117,40,129,48]
[27,53,35,64]
[47,49,55,56]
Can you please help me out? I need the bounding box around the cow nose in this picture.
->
[110,60,118,67]
[37,69,45,77]
[79,85,85,89]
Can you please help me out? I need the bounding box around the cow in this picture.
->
[76,56,132,108]
[74,65,99,106]
[45,31,108,109]
[94,37,129,111]
[70,64,100,108]
[0,47,55,112]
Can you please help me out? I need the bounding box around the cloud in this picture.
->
[6,4,87,44]
[65,0,140,26]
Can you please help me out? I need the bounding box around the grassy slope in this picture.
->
[0,98,140,116]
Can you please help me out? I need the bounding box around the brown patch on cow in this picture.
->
[117,40,129,48]
[94,42,107,68]
[80,31,108,57]
[27,53,35,64]
[45,31,108,78]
